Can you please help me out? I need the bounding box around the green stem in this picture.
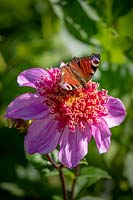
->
[59,166,69,200]
[46,154,68,200]
[70,165,79,200]
[46,154,60,169]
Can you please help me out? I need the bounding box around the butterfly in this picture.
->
[60,53,100,90]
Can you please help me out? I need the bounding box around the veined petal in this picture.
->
[17,68,49,88]
[5,93,49,120]
[58,124,91,168]
[91,119,111,153]
[104,96,126,128]
[25,116,61,154]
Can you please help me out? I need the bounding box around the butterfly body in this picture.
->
[60,54,100,90]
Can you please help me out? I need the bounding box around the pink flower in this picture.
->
[5,67,126,168]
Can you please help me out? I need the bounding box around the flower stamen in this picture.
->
[36,72,109,132]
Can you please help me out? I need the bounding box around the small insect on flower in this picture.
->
[5,54,126,168]
[7,118,32,134]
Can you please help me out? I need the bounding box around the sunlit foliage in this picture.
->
[0,0,132,199]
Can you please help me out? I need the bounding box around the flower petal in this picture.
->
[25,116,60,154]
[5,93,49,120]
[103,96,126,128]
[91,119,111,153]
[17,68,49,88]
[58,124,91,168]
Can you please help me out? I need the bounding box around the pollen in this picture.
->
[36,71,109,133]
[65,94,78,105]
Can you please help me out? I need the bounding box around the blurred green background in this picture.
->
[0,0,132,199]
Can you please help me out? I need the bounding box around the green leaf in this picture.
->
[79,158,89,166]
[41,0,61,39]
[26,151,61,176]
[0,182,25,197]
[74,166,111,199]
[112,0,132,20]
[45,170,59,177]
[124,151,133,188]
[117,10,133,37]
[52,195,63,200]
[95,24,127,64]
[26,153,51,172]
[59,0,97,43]
[79,195,103,200]
[63,168,75,179]
[45,168,75,178]
[50,149,59,163]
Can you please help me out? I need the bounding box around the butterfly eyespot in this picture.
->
[91,55,100,67]
[92,60,99,67]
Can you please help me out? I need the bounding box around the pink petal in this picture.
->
[17,68,49,88]
[103,96,126,128]
[58,124,91,168]
[5,93,49,120]
[91,119,111,153]
[25,116,61,154]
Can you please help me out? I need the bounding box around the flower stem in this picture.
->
[46,154,59,169]
[46,154,68,200]
[70,165,79,200]
[59,166,69,200]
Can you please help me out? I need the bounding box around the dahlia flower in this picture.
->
[5,67,126,168]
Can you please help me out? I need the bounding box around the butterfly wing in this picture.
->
[60,54,100,90]
[78,57,94,81]
[60,63,82,90]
